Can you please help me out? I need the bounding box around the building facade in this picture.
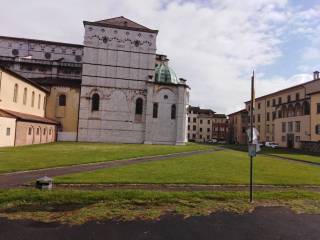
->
[0,67,57,147]
[0,36,82,141]
[228,109,248,144]
[243,71,320,148]
[0,16,190,145]
[77,17,189,145]
[187,106,228,142]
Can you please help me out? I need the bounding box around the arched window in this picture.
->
[153,103,158,118]
[171,104,176,119]
[31,91,35,107]
[91,93,100,111]
[43,96,46,110]
[302,101,310,115]
[135,98,143,115]
[59,94,66,106]
[295,103,302,116]
[288,104,294,117]
[38,94,41,109]
[23,88,27,105]
[13,84,18,102]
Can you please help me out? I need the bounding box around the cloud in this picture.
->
[0,0,318,114]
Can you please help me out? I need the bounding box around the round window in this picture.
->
[44,52,51,59]
[75,55,82,62]
[102,37,108,43]
[164,95,168,99]
[12,49,19,56]
[134,40,140,47]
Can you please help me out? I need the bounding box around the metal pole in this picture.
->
[250,70,254,203]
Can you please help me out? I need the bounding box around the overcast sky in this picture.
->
[1,0,319,113]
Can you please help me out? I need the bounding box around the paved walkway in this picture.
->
[0,149,216,189]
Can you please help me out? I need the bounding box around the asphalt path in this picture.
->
[0,149,215,188]
[0,207,319,240]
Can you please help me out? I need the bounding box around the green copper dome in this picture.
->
[154,64,179,84]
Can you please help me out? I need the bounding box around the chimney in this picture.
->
[314,71,320,80]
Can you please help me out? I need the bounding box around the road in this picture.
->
[0,207,319,240]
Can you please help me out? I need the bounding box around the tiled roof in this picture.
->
[0,66,50,93]
[84,16,158,33]
[0,35,83,48]
[228,109,248,116]
[30,77,81,87]
[0,109,58,125]
[188,106,216,114]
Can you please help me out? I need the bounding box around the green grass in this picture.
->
[223,144,320,164]
[0,142,211,173]
[56,149,320,185]
[1,189,320,224]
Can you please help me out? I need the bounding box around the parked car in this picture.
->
[217,140,226,144]
[207,139,218,144]
[265,142,279,148]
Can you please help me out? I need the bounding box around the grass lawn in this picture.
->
[223,144,320,164]
[0,142,211,173]
[1,189,320,224]
[56,149,320,185]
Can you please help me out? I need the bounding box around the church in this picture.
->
[0,17,190,145]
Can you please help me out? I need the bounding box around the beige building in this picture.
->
[187,106,228,142]
[228,109,248,144]
[0,66,57,147]
[243,71,320,149]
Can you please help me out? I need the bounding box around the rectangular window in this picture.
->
[199,134,202,139]
[317,103,320,114]
[287,95,291,102]
[288,122,293,132]
[207,128,210,132]
[267,112,270,121]
[200,119,203,124]
[295,136,300,142]
[6,128,10,136]
[295,121,300,132]
[266,124,270,133]
[282,122,286,132]
[152,103,158,118]
[207,120,210,124]
[188,117,190,123]
[267,100,270,107]
[278,97,282,104]
[192,134,196,139]
[207,135,210,139]
[296,93,300,100]
[200,128,203,132]
[258,103,261,109]
[188,125,190,130]
[36,128,40,135]
[28,128,32,135]
[257,114,261,122]
[272,124,275,134]
[272,99,276,106]
[278,110,282,118]
[193,118,196,123]
[193,125,196,131]
[272,112,276,121]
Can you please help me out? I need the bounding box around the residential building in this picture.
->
[244,71,320,148]
[228,109,248,144]
[187,106,228,142]
[0,66,57,147]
